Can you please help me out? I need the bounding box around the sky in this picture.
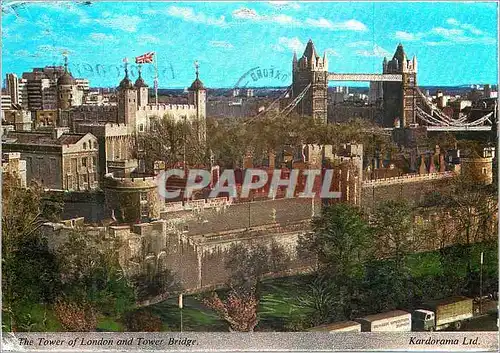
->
[2,1,498,88]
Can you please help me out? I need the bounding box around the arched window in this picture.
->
[83,142,87,150]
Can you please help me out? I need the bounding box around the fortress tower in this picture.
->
[117,63,138,128]
[187,61,207,143]
[134,66,149,107]
[292,39,328,123]
[382,43,418,128]
[57,56,76,110]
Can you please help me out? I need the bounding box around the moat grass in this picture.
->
[97,317,124,332]
[148,242,498,331]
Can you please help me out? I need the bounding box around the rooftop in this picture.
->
[2,131,88,146]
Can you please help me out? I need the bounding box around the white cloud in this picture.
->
[346,41,371,48]
[209,40,234,49]
[395,31,424,41]
[460,23,483,35]
[96,15,142,32]
[143,9,159,15]
[274,14,299,25]
[306,18,367,31]
[305,18,332,28]
[141,34,161,44]
[356,44,390,57]
[324,48,340,57]
[396,19,492,47]
[273,37,305,53]
[268,1,300,10]
[234,7,365,31]
[233,7,260,20]
[14,49,37,58]
[89,33,116,42]
[35,45,73,57]
[168,6,226,26]
[233,7,300,25]
[431,27,464,37]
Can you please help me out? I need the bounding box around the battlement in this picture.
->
[103,173,157,189]
[139,104,196,111]
[162,197,231,214]
[77,122,129,136]
[76,105,117,112]
[362,171,454,187]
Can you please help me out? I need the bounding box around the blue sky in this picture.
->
[2,1,498,88]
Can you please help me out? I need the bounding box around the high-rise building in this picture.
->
[15,65,85,111]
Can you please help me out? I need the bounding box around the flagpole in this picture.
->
[154,51,159,106]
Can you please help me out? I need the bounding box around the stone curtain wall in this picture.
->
[41,198,319,299]
[161,198,321,236]
[361,175,452,212]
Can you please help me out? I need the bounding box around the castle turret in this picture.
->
[382,43,418,128]
[292,51,298,71]
[57,55,76,110]
[291,39,328,123]
[117,60,137,128]
[134,66,149,107]
[187,61,206,143]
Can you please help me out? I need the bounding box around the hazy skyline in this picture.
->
[2,1,498,88]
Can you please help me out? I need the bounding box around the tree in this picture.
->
[418,175,497,295]
[298,204,372,321]
[202,286,259,332]
[130,270,181,302]
[303,203,372,276]
[371,200,416,267]
[2,177,61,331]
[136,114,209,171]
[55,229,136,319]
[53,299,97,332]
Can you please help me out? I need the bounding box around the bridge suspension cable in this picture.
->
[414,87,493,127]
[242,85,292,125]
[281,83,311,116]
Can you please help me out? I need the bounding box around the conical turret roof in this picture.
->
[392,43,407,63]
[303,39,319,59]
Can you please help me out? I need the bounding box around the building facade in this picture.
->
[2,130,99,191]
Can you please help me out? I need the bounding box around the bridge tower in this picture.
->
[382,44,418,128]
[292,40,328,123]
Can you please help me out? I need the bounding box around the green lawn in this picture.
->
[97,317,124,332]
[145,242,498,332]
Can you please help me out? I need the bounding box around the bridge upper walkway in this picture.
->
[327,73,402,82]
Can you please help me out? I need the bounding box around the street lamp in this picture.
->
[178,293,183,332]
[479,251,484,315]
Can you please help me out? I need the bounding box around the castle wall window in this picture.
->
[482,167,487,175]
[139,123,144,132]
[82,157,87,167]
[83,142,87,150]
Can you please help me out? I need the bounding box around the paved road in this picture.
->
[461,314,498,331]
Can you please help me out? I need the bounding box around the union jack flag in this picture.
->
[135,52,155,64]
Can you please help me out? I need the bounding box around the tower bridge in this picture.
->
[280,39,495,131]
